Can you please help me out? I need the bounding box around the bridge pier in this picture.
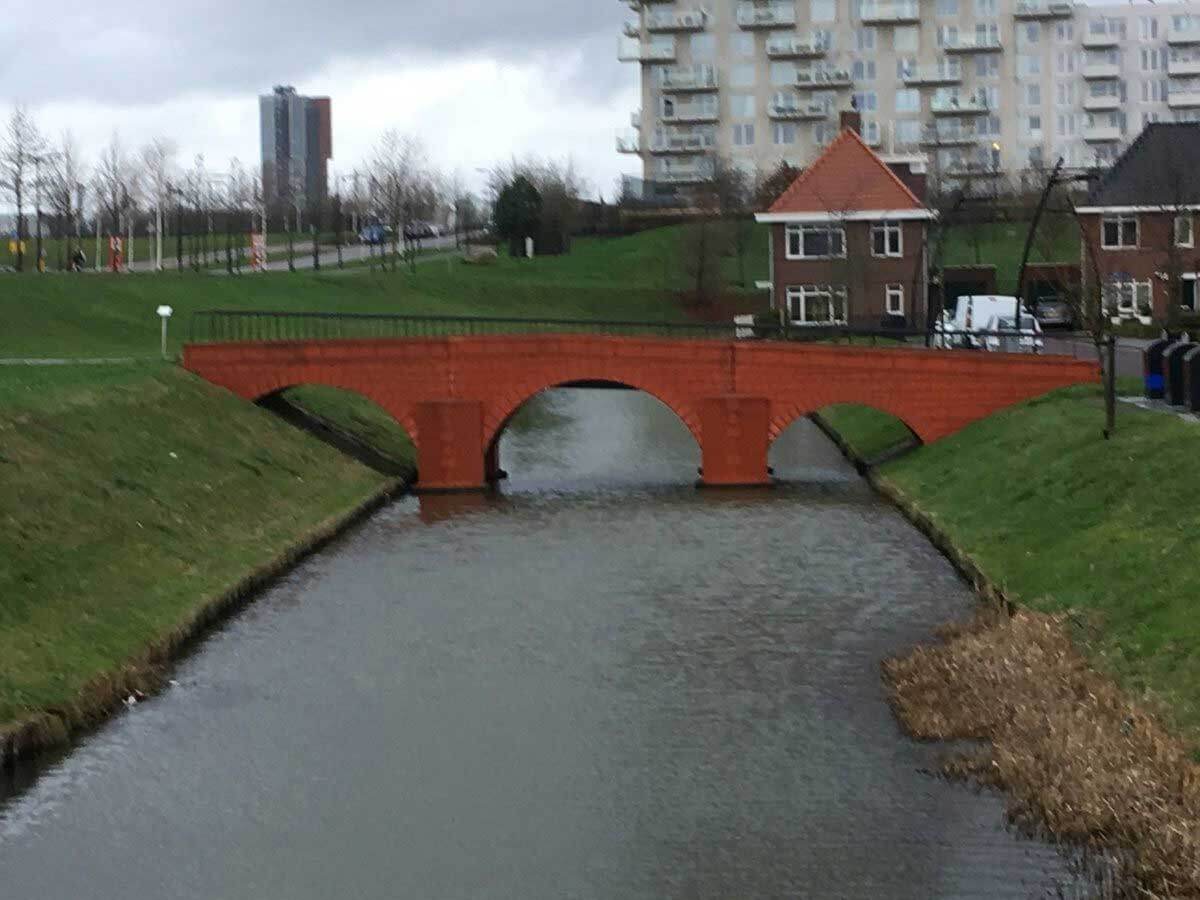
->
[413,400,486,492]
[698,395,772,488]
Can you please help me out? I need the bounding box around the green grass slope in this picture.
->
[0,363,391,733]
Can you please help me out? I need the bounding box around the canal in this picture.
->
[0,389,1080,897]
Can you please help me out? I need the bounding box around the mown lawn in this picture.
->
[823,386,1200,734]
[0,363,389,733]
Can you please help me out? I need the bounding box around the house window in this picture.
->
[786,284,849,324]
[885,284,905,316]
[1175,214,1194,248]
[786,224,846,259]
[1103,280,1153,316]
[1101,215,1138,249]
[871,221,903,257]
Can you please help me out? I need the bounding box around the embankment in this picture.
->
[0,363,414,764]
[815,387,1200,895]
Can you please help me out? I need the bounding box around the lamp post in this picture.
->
[156,305,173,359]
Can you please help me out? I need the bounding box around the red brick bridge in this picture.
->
[183,316,1097,490]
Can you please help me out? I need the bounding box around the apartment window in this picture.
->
[852,60,876,81]
[976,55,999,78]
[732,64,756,88]
[885,284,905,316]
[1023,22,1041,43]
[1025,84,1041,106]
[785,225,846,259]
[811,0,836,22]
[1055,22,1074,43]
[855,28,877,51]
[975,0,997,16]
[1102,215,1139,249]
[894,26,918,53]
[895,89,920,112]
[1057,113,1077,137]
[732,123,756,146]
[1176,215,1194,248]
[770,62,796,85]
[861,120,880,144]
[895,119,921,146]
[1057,51,1076,75]
[773,123,796,145]
[852,91,878,112]
[978,114,1001,137]
[937,26,959,48]
[813,29,835,51]
[897,57,916,79]
[976,23,1000,45]
[691,34,716,59]
[936,0,958,17]
[1019,54,1041,76]
[786,285,848,324]
[1142,48,1164,72]
[872,221,903,257]
[1024,115,1042,139]
[1056,81,1075,106]
[1140,16,1160,40]
[1142,79,1168,103]
[730,94,755,117]
[735,33,755,58]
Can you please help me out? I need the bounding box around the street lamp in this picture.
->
[156,305,173,359]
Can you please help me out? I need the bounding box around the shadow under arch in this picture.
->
[482,379,702,483]
[256,383,418,479]
[780,403,924,472]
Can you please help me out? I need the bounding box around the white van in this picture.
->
[933,295,1044,353]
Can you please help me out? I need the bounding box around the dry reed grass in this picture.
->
[885,609,1200,898]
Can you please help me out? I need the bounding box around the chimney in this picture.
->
[840,108,861,136]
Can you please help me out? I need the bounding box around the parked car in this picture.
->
[359,224,393,245]
[1033,297,1074,329]
[933,295,1043,353]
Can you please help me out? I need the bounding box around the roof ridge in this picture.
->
[767,130,854,213]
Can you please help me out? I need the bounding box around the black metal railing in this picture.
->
[186,309,1050,351]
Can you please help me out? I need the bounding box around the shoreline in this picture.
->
[0,476,407,771]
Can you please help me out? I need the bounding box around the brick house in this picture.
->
[754,123,935,329]
[1077,123,1200,324]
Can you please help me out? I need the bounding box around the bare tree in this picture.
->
[679,155,748,307]
[93,133,139,266]
[1,106,46,272]
[45,131,87,270]
[368,130,431,271]
[141,138,177,270]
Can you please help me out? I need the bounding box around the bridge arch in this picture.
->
[768,400,923,449]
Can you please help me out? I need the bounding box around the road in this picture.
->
[1042,333,1150,379]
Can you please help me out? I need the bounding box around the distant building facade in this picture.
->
[260,86,333,213]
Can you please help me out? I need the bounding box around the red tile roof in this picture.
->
[767,128,925,215]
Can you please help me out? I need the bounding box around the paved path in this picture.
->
[1042,334,1147,378]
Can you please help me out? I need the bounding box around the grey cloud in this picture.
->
[3,0,628,107]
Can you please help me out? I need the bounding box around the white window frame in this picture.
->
[785,284,849,325]
[1175,214,1194,248]
[785,224,847,259]
[1103,279,1152,316]
[1101,214,1139,249]
[871,221,903,258]
[885,283,905,316]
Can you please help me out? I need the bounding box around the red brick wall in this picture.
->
[771,221,927,327]
[1082,212,1200,319]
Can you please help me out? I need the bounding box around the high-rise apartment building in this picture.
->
[618,0,1200,192]
[260,86,333,210]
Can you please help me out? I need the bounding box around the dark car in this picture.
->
[1033,297,1074,329]
[359,224,393,245]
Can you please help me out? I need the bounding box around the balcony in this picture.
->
[944,163,1003,178]
[646,10,708,32]
[920,127,979,147]
[661,101,720,123]
[765,35,829,59]
[622,21,640,38]
[1168,24,1200,45]
[1168,89,1200,108]
[1083,125,1122,142]
[1013,1,1074,20]
[1082,62,1121,79]
[616,134,642,154]
[859,1,920,24]
[660,66,719,92]
[1168,58,1200,76]
[657,162,716,185]
[1083,94,1121,111]
[795,68,853,89]
[649,133,718,154]
[736,5,796,28]
[931,96,989,115]
[768,100,830,120]
[617,36,677,62]
[1082,31,1121,49]
[943,35,1004,53]
[903,64,963,86]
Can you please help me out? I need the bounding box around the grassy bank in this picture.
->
[0,363,400,751]
[822,387,1200,730]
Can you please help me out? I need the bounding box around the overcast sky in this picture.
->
[2,1,642,200]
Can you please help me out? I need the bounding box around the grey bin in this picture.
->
[1185,345,1200,413]
[1163,340,1194,407]
[1143,338,1174,399]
